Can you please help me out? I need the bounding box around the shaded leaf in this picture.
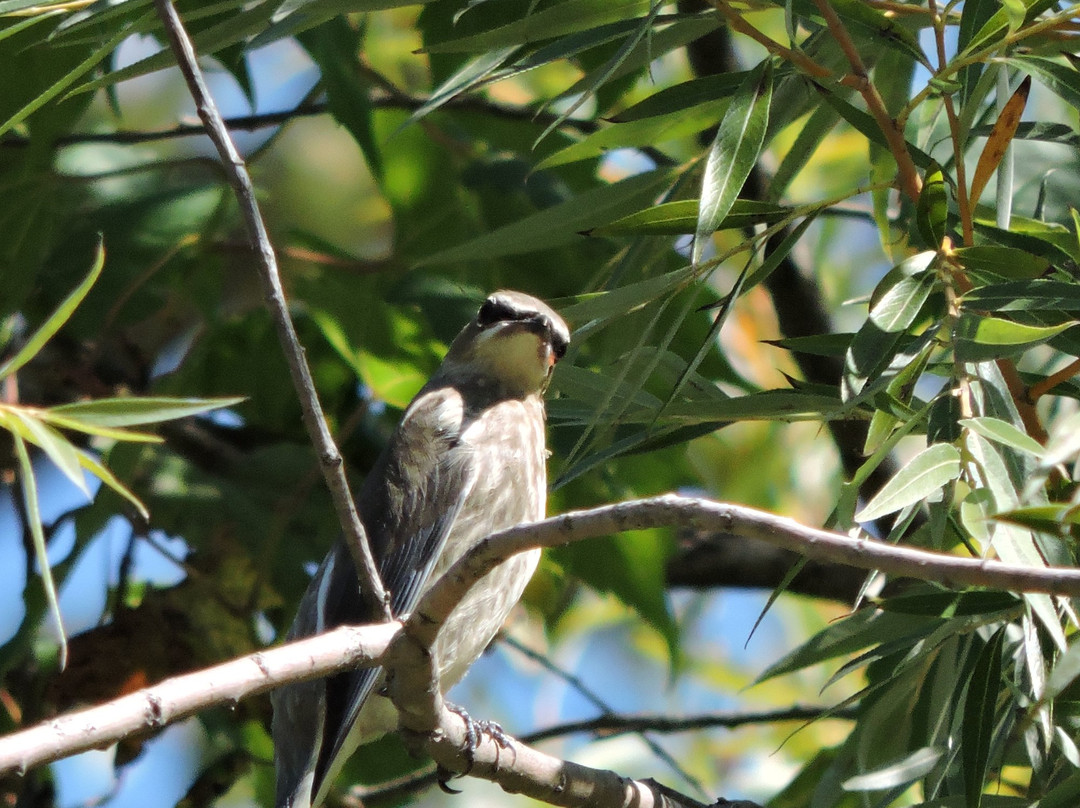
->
[587,199,791,236]
[0,235,103,380]
[415,167,676,265]
[962,626,1006,808]
[916,163,948,249]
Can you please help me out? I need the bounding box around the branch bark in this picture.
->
[152,0,389,618]
[4,495,1078,797]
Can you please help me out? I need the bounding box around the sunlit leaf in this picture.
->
[955,315,1075,361]
[49,396,245,428]
[855,443,961,522]
[963,626,1006,808]
[11,434,68,669]
[693,59,772,266]
[843,747,944,792]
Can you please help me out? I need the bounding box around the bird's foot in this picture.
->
[436,703,511,791]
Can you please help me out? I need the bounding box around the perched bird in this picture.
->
[272,291,570,808]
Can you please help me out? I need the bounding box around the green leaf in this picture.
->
[422,0,654,53]
[1009,55,1080,114]
[962,626,1006,808]
[952,247,1050,280]
[0,235,103,380]
[11,433,68,669]
[855,443,961,522]
[587,199,792,236]
[2,410,89,495]
[298,19,382,179]
[611,71,748,122]
[916,163,948,249]
[414,167,676,265]
[74,447,150,520]
[33,412,162,444]
[535,100,727,170]
[955,315,1075,362]
[843,747,944,792]
[49,396,245,428]
[991,504,1080,534]
[960,417,1044,457]
[693,59,772,266]
[756,607,933,682]
[557,267,695,323]
[961,279,1080,313]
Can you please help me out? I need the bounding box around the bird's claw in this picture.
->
[438,703,510,784]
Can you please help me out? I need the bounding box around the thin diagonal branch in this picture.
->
[151,0,389,618]
[810,0,922,202]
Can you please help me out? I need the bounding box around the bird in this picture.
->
[271,290,570,808]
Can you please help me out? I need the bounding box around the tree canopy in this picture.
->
[3,1,1080,807]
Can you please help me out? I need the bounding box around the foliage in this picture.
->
[3,0,1080,807]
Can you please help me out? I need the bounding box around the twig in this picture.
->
[810,0,922,202]
[524,704,859,743]
[349,704,854,805]
[151,0,388,618]
[1028,357,1080,402]
[709,0,831,79]
[502,636,708,797]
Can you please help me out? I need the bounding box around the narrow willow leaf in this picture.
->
[4,410,89,495]
[843,747,944,792]
[1009,55,1080,114]
[422,0,653,53]
[961,280,1080,313]
[587,199,791,236]
[953,247,1050,280]
[611,71,747,122]
[693,60,773,266]
[11,434,68,669]
[75,448,150,520]
[557,267,695,323]
[969,76,1030,209]
[855,443,961,522]
[415,167,676,265]
[37,411,163,443]
[963,627,1006,808]
[955,315,1075,361]
[0,236,103,380]
[49,396,245,428]
[960,417,1044,456]
[992,504,1080,535]
[534,1,663,145]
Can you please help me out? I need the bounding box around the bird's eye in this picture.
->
[552,336,568,360]
[476,297,513,328]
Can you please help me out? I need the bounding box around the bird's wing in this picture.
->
[313,384,476,794]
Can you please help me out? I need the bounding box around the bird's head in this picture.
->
[438,291,570,398]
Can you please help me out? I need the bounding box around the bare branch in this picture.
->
[3,495,1077,792]
[151,0,389,618]
[0,623,399,775]
[411,495,1080,647]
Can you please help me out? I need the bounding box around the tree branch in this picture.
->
[4,495,1078,793]
[0,623,400,775]
[152,0,389,618]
